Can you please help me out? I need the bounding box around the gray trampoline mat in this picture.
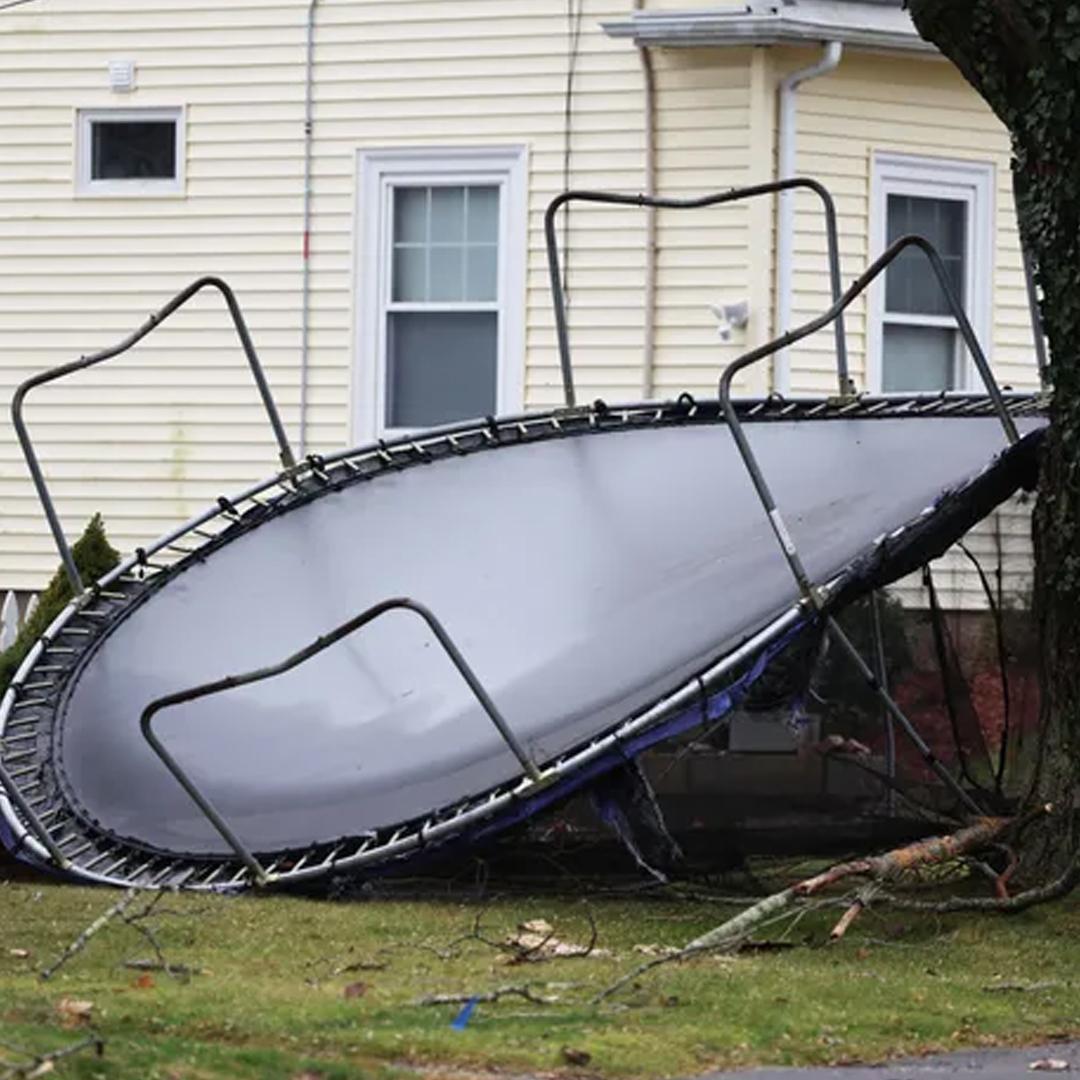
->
[57,414,1039,855]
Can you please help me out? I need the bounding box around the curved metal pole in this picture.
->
[718,232,1019,603]
[716,233,1013,819]
[11,276,297,594]
[141,597,539,885]
[544,178,849,408]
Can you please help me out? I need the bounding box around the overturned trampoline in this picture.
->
[0,180,1048,891]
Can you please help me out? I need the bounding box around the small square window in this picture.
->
[77,108,184,195]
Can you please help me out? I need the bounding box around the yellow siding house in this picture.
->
[0,0,1041,607]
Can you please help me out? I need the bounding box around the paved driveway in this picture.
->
[697,1042,1079,1080]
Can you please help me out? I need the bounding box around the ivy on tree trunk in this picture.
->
[906,0,1080,871]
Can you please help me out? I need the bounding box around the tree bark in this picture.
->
[907,0,1080,874]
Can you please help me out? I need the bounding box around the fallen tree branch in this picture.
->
[880,846,1080,914]
[416,985,557,1007]
[793,816,1014,897]
[596,813,1047,1003]
[830,883,881,941]
[39,889,138,981]
[0,1034,104,1080]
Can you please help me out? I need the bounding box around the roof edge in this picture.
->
[601,5,939,56]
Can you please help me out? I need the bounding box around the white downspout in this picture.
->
[774,41,842,395]
[299,0,320,458]
[635,0,658,400]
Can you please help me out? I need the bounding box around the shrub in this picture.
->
[0,514,119,696]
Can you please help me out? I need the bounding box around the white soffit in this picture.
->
[601,1,938,55]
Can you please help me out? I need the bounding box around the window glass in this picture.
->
[387,312,498,428]
[885,195,965,316]
[391,185,499,304]
[882,193,968,392]
[91,121,177,180]
[882,325,956,392]
[386,184,501,429]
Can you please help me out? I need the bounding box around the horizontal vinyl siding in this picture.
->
[0,1,311,587]
[1,0,738,588]
[649,47,759,397]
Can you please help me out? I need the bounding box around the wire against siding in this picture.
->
[561,0,584,306]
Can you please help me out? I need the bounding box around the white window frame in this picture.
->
[354,146,527,443]
[868,152,994,394]
[75,107,185,197]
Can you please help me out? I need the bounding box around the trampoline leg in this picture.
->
[869,592,897,817]
[825,616,983,817]
[0,760,71,870]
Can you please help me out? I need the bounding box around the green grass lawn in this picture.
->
[1,868,1078,1080]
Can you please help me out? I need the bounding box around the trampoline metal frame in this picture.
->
[543,178,852,405]
[0,175,1045,890]
[126,222,1025,874]
[0,393,1042,890]
[10,276,298,595]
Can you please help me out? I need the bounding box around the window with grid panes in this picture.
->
[882,194,968,391]
[385,184,500,429]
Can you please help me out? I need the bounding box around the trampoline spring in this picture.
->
[192,528,219,541]
[102,854,131,877]
[1,734,37,749]
[58,628,92,637]
[63,840,94,861]
[148,862,179,886]
[16,781,42,795]
[32,805,60,823]
[166,544,196,556]
[290,853,310,873]
[127,858,157,882]
[13,697,48,709]
[81,848,115,872]
[43,647,77,656]
[228,866,251,886]
[169,866,197,889]
[78,609,112,620]
[1,749,37,764]
[50,832,79,848]
[96,590,129,601]
[200,865,226,886]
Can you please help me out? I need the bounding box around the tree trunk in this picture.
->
[907,0,1080,872]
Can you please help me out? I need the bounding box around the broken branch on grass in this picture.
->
[0,1034,104,1080]
[597,813,1043,1003]
[793,816,1015,897]
[830,883,881,940]
[39,888,139,981]
[416,984,558,1007]
[123,959,204,978]
[881,845,1080,914]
